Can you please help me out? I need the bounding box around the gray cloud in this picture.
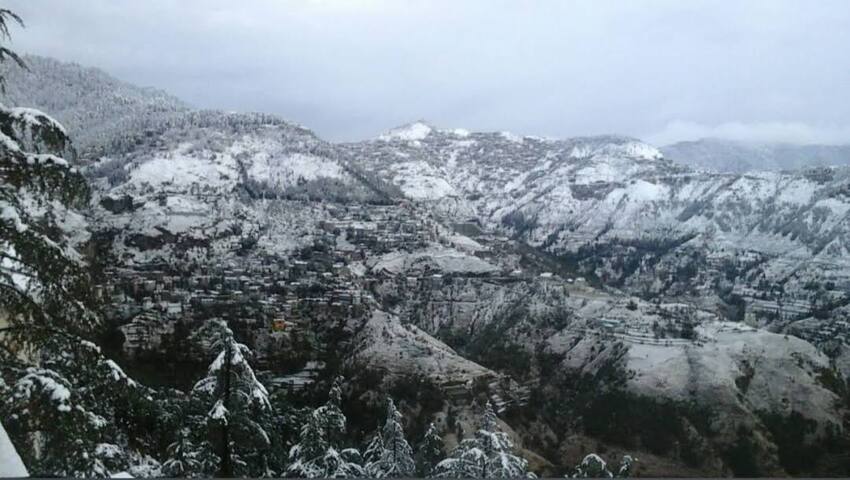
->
[4,0,850,144]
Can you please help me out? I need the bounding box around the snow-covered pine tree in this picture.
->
[161,426,218,478]
[320,375,348,447]
[287,408,331,478]
[367,397,415,478]
[433,401,534,478]
[191,319,273,477]
[0,96,97,347]
[0,15,157,475]
[432,437,487,479]
[616,455,635,478]
[286,376,363,478]
[323,447,366,478]
[572,453,612,478]
[416,422,445,477]
[571,453,635,478]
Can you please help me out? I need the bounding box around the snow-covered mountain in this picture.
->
[11,57,850,476]
[346,122,850,333]
[87,110,400,266]
[662,138,850,173]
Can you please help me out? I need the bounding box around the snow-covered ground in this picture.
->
[367,247,499,276]
[351,310,493,383]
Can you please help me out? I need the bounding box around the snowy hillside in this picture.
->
[88,110,396,265]
[0,55,188,159]
[343,123,850,342]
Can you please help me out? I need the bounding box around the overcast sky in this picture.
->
[5,0,850,144]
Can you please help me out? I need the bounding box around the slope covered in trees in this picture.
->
[0,54,188,160]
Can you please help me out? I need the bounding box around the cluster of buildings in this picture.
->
[99,249,365,365]
[98,201,469,374]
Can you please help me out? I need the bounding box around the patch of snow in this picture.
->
[776,179,816,205]
[0,421,28,477]
[624,179,668,202]
[0,131,21,152]
[499,131,523,143]
[246,152,344,189]
[618,141,663,161]
[367,247,499,276]
[127,149,238,191]
[27,154,68,167]
[351,310,493,382]
[209,400,229,424]
[390,161,458,200]
[448,234,486,253]
[379,122,433,142]
[7,106,68,136]
[0,204,27,233]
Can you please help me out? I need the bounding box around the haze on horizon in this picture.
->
[4,0,850,146]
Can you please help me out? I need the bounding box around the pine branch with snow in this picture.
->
[0,334,161,477]
[363,428,383,475]
[0,102,97,346]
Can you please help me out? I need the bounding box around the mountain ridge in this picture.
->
[662,137,850,173]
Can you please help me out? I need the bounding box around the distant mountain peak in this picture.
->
[378,120,434,142]
[565,135,664,162]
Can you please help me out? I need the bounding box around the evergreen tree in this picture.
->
[318,376,348,448]
[161,426,218,478]
[369,397,415,478]
[190,319,272,477]
[571,453,636,478]
[616,455,635,478]
[0,11,150,474]
[0,98,97,344]
[434,401,533,478]
[0,306,160,478]
[287,408,331,478]
[416,422,445,477]
[572,453,612,478]
[323,447,366,478]
[0,334,162,477]
[287,376,363,478]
